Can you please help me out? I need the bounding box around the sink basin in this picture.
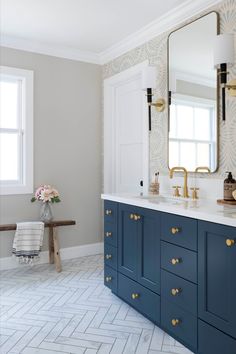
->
[135,194,193,205]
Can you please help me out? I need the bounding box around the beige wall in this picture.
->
[0,47,102,258]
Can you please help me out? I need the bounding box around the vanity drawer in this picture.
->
[161,270,197,315]
[161,242,197,283]
[161,213,197,251]
[161,298,197,351]
[104,243,117,270]
[104,222,117,247]
[104,265,117,294]
[118,273,160,324]
[104,200,117,224]
[198,320,236,354]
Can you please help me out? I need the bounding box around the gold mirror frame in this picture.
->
[167,11,220,173]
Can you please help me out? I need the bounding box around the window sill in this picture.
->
[0,183,33,196]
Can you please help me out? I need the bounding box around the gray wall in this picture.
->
[0,47,102,258]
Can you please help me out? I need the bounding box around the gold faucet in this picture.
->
[169,167,189,198]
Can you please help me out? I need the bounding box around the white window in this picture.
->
[169,95,217,171]
[0,66,33,195]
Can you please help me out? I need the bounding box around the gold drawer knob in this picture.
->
[171,258,181,265]
[130,213,141,221]
[226,239,235,247]
[105,209,112,216]
[105,232,112,238]
[171,227,180,235]
[131,293,140,299]
[134,214,141,221]
[105,276,112,282]
[171,288,181,296]
[171,319,180,327]
[105,254,112,260]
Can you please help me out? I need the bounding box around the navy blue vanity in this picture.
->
[103,200,236,354]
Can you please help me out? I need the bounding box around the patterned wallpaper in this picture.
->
[103,0,236,179]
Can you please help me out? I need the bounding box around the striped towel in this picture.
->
[12,222,45,264]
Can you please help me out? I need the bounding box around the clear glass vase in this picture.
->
[40,202,53,222]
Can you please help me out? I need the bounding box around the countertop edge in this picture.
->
[101,194,236,228]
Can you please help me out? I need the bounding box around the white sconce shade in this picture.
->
[213,34,234,68]
[142,66,157,89]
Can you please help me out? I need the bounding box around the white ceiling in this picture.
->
[1,0,184,52]
[0,0,223,64]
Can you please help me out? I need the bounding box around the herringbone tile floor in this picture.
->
[0,254,193,354]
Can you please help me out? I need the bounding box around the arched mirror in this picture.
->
[168,12,219,173]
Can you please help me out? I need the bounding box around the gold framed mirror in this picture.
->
[168,12,219,173]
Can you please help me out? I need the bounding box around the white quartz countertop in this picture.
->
[101,193,236,228]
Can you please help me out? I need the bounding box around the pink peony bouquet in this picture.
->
[31,185,61,203]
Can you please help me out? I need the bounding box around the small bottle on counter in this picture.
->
[224,172,236,201]
[149,172,160,195]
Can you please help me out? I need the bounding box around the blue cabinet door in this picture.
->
[137,207,160,294]
[118,204,140,280]
[118,204,161,291]
[198,221,236,339]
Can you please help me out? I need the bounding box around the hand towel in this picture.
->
[12,222,44,264]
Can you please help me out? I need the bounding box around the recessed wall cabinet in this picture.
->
[103,200,236,354]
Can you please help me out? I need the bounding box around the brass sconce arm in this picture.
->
[148,99,165,112]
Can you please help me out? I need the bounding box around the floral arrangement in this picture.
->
[31,185,61,203]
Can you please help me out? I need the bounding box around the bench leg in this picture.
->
[52,228,62,273]
[48,227,54,264]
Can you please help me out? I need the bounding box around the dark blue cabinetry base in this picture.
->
[103,200,236,354]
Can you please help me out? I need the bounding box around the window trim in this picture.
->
[0,66,33,195]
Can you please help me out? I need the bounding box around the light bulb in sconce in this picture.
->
[213,33,235,121]
[141,65,165,131]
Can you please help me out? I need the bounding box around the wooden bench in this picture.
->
[0,220,76,272]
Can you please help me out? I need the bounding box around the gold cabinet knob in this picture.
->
[105,209,112,216]
[105,232,112,238]
[133,214,141,221]
[105,254,112,260]
[226,239,235,247]
[105,276,112,283]
[130,213,141,221]
[171,319,180,327]
[171,258,181,265]
[171,288,181,296]
[131,293,140,300]
[171,227,180,235]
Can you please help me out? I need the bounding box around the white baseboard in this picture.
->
[0,242,104,271]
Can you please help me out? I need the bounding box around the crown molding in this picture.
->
[0,0,224,66]
[0,35,101,65]
[99,0,224,64]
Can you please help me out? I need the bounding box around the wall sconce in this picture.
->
[213,34,235,121]
[142,66,165,131]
